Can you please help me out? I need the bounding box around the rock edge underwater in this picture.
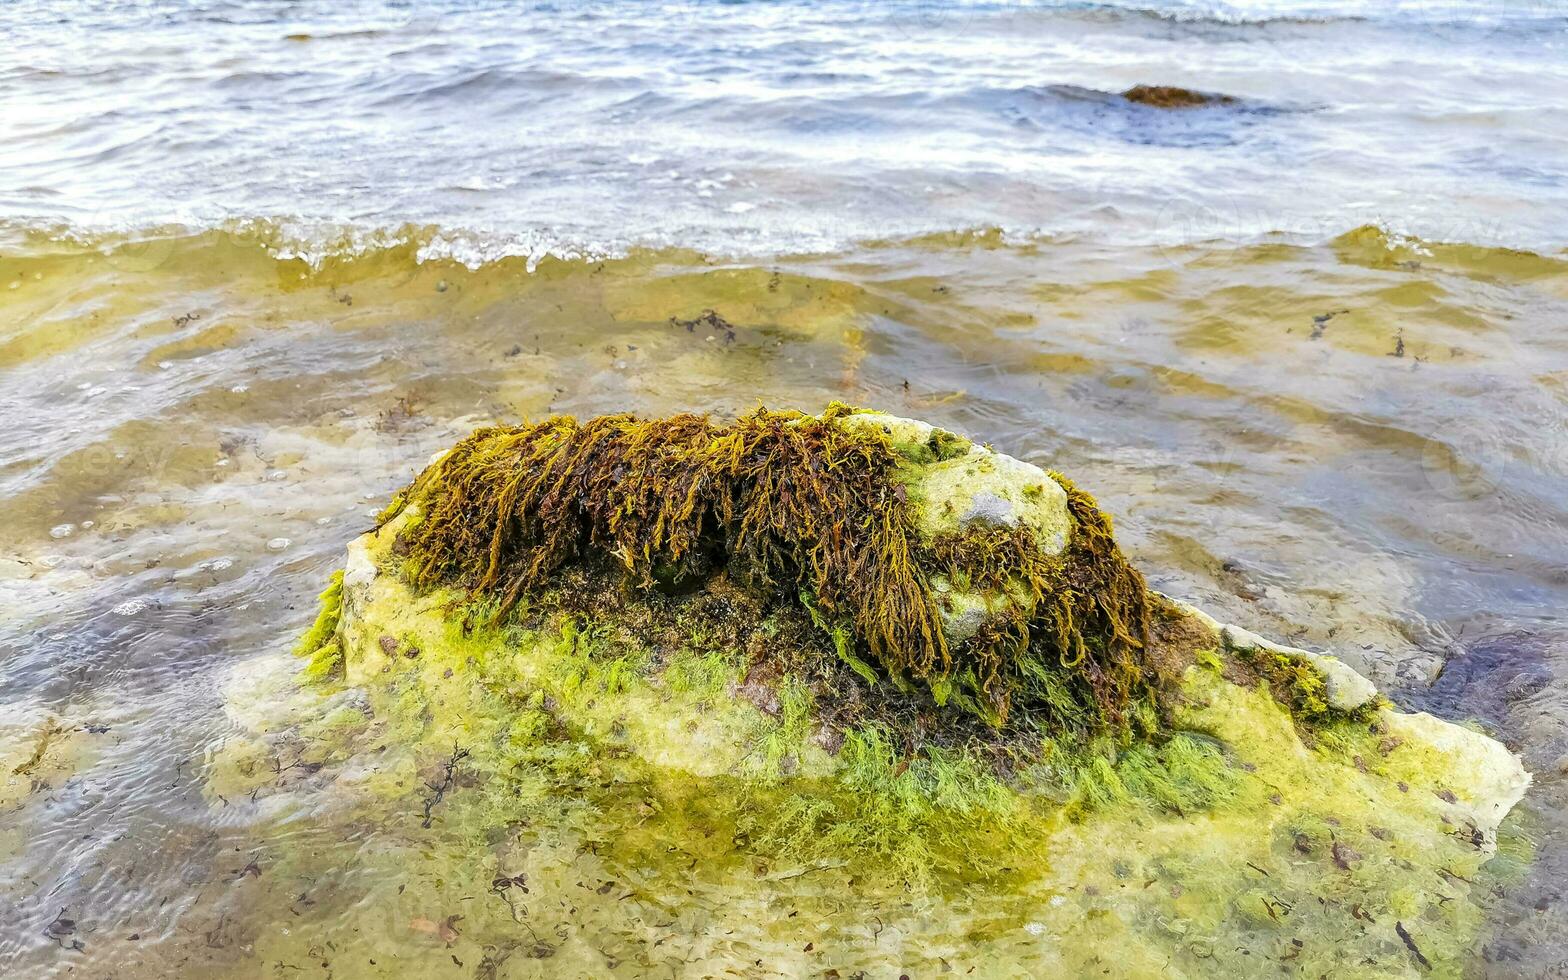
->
[217,407,1531,978]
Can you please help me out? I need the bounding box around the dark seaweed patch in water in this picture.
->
[668,308,737,342]
[992,84,1274,149]
[1122,85,1238,109]
[1409,629,1556,734]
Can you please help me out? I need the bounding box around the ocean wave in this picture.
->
[1075,2,1365,27]
[1,217,1560,280]
[0,219,627,273]
[1062,0,1559,29]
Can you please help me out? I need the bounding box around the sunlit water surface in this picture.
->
[2,1,1568,977]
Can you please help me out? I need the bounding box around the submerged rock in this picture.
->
[227,407,1530,977]
[1122,84,1238,109]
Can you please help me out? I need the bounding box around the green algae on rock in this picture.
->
[231,407,1532,977]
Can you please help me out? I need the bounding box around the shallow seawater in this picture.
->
[3,0,1568,977]
[3,223,1566,977]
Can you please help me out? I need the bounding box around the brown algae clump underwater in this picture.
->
[258,406,1532,976]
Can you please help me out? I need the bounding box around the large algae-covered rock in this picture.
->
[222,407,1530,978]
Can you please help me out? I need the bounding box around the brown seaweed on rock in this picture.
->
[388,406,1164,733]
[1122,84,1237,109]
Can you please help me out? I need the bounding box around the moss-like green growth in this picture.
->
[1226,640,1378,730]
[294,569,345,681]
[1249,649,1333,721]
[737,726,1042,888]
[1042,730,1242,819]
[387,406,1158,733]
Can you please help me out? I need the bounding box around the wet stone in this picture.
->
[223,407,1534,978]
